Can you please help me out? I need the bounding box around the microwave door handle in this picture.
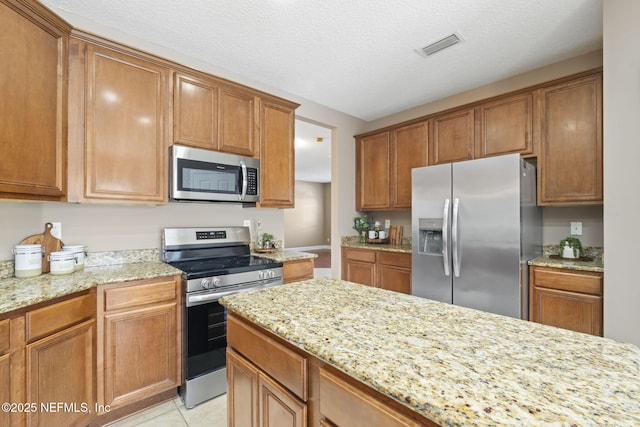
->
[239,160,248,201]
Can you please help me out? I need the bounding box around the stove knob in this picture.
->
[258,271,265,280]
[201,278,212,289]
[212,277,221,288]
[268,269,275,278]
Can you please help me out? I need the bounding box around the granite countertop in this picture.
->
[252,249,318,262]
[0,261,181,315]
[528,255,604,273]
[221,278,640,427]
[341,241,412,254]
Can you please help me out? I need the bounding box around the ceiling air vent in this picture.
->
[416,33,463,57]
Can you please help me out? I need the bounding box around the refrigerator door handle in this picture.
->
[442,199,450,277]
[452,198,461,277]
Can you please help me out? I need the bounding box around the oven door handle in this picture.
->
[186,280,281,307]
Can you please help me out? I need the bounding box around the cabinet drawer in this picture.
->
[532,268,602,295]
[319,367,421,427]
[26,293,96,342]
[377,251,411,268]
[0,319,9,354]
[104,277,178,311]
[227,314,307,401]
[344,248,376,263]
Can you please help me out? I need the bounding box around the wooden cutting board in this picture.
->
[20,222,63,273]
[389,225,403,245]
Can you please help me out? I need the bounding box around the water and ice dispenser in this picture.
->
[418,218,444,256]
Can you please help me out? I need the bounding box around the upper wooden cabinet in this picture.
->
[173,72,218,148]
[0,0,71,201]
[218,86,257,156]
[391,121,429,208]
[356,122,428,211]
[68,37,169,203]
[258,98,297,208]
[475,92,535,158]
[429,107,475,165]
[356,132,391,210]
[538,73,602,205]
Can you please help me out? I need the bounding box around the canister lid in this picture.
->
[62,245,85,251]
[14,244,43,251]
[49,251,75,260]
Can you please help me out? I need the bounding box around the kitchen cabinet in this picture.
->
[283,258,315,284]
[0,292,96,427]
[429,107,475,165]
[341,247,411,294]
[319,366,422,427]
[537,72,602,205]
[259,98,297,208]
[227,315,308,427]
[475,92,535,158]
[96,276,181,413]
[68,36,169,203]
[530,265,603,336]
[355,122,428,210]
[0,0,71,201]
[391,121,429,208]
[173,72,218,149]
[356,131,391,210]
[218,85,258,156]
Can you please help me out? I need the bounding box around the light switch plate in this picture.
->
[51,222,62,240]
[243,219,251,227]
[570,222,582,236]
[384,219,391,229]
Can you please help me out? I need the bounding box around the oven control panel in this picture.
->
[196,231,227,240]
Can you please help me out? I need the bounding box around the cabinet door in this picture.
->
[0,353,9,427]
[475,92,534,158]
[259,371,307,427]
[343,260,375,287]
[227,349,259,427]
[391,122,428,208]
[218,86,256,156]
[174,73,217,148]
[26,320,94,427]
[376,265,411,294]
[0,1,69,200]
[284,258,315,284]
[102,302,178,408]
[259,99,296,208]
[429,108,475,165]
[84,43,168,202]
[538,73,602,205]
[531,287,602,336]
[356,132,390,210]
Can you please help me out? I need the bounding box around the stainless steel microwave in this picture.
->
[170,145,259,203]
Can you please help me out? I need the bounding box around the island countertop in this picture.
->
[221,278,640,427]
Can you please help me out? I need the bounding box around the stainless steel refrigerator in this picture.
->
[411,154,541,319]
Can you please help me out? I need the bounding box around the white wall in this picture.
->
[284,181,330,248]
[603,0,640,346]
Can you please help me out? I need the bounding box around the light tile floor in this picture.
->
[314,267,332,278]
[107,394,227,427]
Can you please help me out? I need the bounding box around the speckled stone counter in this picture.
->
[252,249,317,262]
[528,255,604,273]
[221,278,640,427]
[0,260,181,315]
[341,235,412,254]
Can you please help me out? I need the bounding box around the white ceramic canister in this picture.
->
[13,244,44,278]
[62,245,86,271]
[49,251,75,275]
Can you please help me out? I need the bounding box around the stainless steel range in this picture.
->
[162,226,283,409]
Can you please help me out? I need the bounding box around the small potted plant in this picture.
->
[353,215,370,243]
[261,232,275,249]
[559,236,582,259]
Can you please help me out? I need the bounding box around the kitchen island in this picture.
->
[221,278,640,426]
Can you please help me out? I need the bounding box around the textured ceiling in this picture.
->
[40,0,602,122]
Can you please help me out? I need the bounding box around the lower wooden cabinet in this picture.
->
[97,276,182,414]
[342,247,411,294]
[0,319,11,427]
[283,258,315,284]
[529,266,603,336]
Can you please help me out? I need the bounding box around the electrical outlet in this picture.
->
[51,222,62,240]
[384,219,391,229]
[570,221,582,236]
[243,219,251,227]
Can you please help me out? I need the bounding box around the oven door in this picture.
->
[185,299,227,381]
[171,145,259,203]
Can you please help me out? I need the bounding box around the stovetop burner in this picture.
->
[169,255,282,279]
